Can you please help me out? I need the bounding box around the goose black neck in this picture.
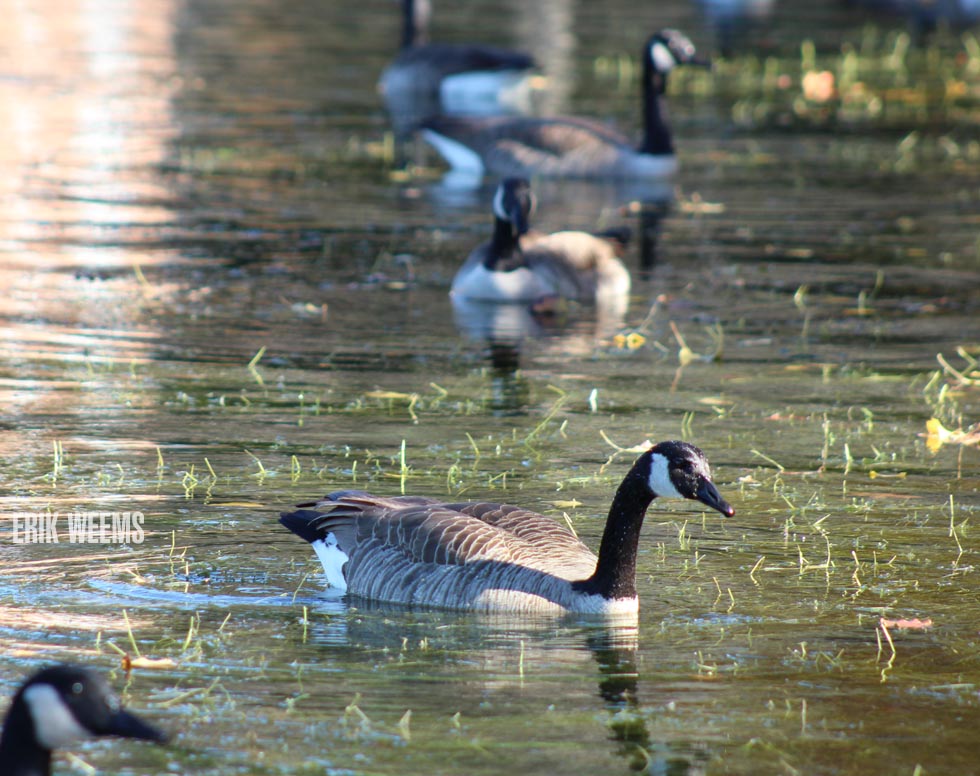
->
[574,464,655,600]
[401,0,427,49]
[639,58,673,156]
[0,708,50,776]
[485,217,524,272]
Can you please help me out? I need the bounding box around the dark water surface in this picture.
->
[2,0,979,774]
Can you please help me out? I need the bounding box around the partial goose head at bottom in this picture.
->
[279,441,733,617]
[0,664,167,776]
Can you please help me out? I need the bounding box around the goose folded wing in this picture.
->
[307,502,539,566]
[448,501,595,559]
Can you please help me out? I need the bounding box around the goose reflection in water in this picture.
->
[297,603,711,775]
[445,178,672,414]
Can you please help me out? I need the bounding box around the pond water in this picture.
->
[1,0,979,773]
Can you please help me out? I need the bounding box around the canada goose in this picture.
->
[451,177,631,304]
[279,441,734,616]
[420,29,709,179]
[0,665,166,776]
[379,0,538,116]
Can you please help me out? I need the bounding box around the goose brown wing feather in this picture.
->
[526,116,633,149]
[446,501,594,558]
[424,115,631,152]
[424,116,634,177]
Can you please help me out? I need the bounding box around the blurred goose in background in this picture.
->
[379,0,541,118]
[451,178,631,306]
[420,29,709,179]
[0,665,166,776]
[280,440,734,616]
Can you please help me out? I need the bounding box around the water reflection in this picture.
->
[588,629,710,775]
[511,0,577,115]
[303,603,709,774]
[0,0,178,258]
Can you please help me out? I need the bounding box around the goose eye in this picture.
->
[71,682,83,695]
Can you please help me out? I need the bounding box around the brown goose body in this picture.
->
[419,29,709,179]
[279,442,734,617]
[285,493,600,614]
[422,115,672,179]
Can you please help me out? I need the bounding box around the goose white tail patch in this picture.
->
[23,684,92,749]
[311,533,349,592]
[648,453,684,499]
[421,129,485,174]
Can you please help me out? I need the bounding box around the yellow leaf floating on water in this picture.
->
[612,332,647,350]
[364,391,415,400]
[924,418,951,453]
[121,655,178,673]
[921,418,980,452]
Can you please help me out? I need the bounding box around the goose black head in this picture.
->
[647,29,710,74]
[3,665,167,753]
[645,440,734,517]
[492,177,536,238]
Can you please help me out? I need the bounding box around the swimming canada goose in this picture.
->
[0,665,166,776]
[420,29,708,179]
[279,441,734,616]
[379,0,538,116]
[451,177,631,304]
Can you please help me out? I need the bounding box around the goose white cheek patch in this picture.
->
[312,533,349,592]
[650,42,677,73]
[492,184,508,221]
[23,684,92,749]
[647,453,684,499]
